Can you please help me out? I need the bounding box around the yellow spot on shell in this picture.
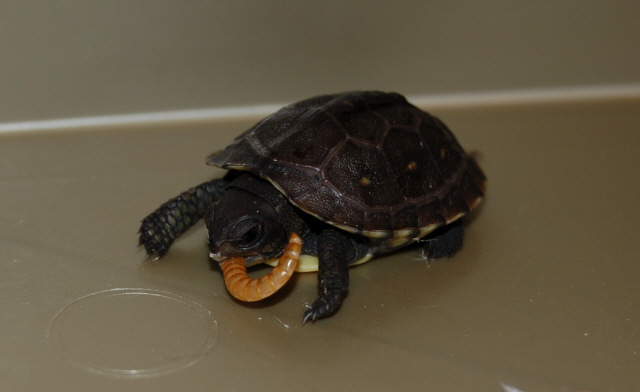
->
[360,177,371,186]
[406,161,418,171]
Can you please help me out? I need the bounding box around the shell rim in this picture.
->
[210,164,485,240]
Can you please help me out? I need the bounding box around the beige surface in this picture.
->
[2,96,639,391]
[3,1,640,123]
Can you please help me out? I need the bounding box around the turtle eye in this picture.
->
[229,217,265,250]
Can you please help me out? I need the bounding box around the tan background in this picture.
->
[2,1,639,123]
[2,2,640,392]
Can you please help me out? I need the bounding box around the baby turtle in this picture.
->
[138,91,486,323]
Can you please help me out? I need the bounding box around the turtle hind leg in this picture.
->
[420,220,464,261]
[138,178,229,259]
[302,229,352,324]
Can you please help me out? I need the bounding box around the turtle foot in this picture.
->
[302,289,346,324]
[138,219,173,259]
[421,220,464,261]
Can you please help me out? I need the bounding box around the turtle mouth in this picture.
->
[210,252,266,267]
[241,254,268,266]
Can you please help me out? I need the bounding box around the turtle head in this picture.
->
[205,177,290,267]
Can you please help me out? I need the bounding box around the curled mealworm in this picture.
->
[220,233,301,302]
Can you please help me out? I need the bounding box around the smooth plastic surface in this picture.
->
[2,97,639,391]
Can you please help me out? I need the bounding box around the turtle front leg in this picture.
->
[138,179,229,258]
[302,229,352,324]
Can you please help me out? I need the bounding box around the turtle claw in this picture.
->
[137,225,171,260]
[146,250,162,262]
[302,309,316,325]
[301,290,345,324]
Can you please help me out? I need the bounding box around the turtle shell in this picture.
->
[207,91,486,241]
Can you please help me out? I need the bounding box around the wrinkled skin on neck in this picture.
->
[205,174,308,301]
